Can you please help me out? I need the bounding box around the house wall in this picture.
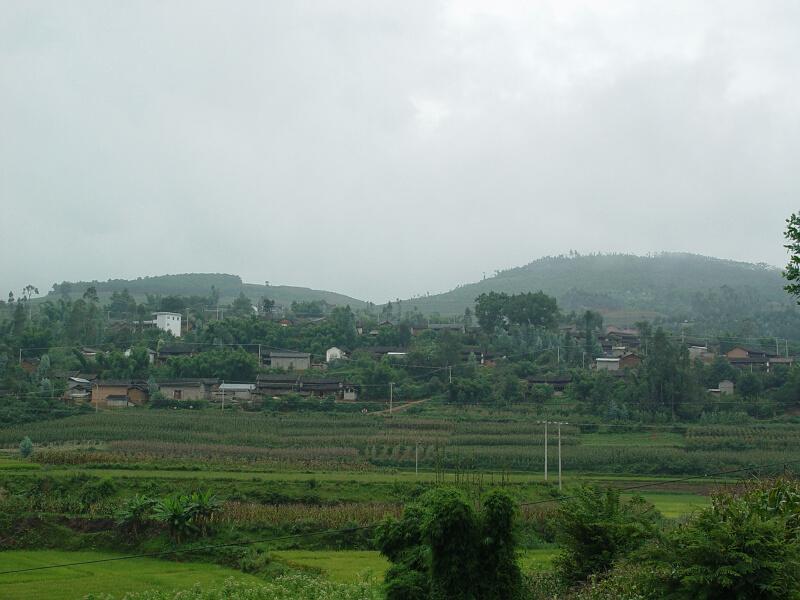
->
[271,356,310,371]
[726,347,749,359]
[596,360,620,371]
[93,385,148,407]
[155,313,182,337]
[159,385,206,401]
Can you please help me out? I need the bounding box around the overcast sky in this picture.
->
[2,1,799,303]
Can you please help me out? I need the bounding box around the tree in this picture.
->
[260,296,275,316]
[475,292,508,334]
[657,479,800,599]
[19,436,33,458]
[378,487,521,600]
[554,486,660,583]
[784,212,800,301]
[82,286,99,303]
[231,292,253,317]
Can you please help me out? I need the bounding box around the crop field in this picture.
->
[1,408,797,598]
[3,409,800,476]
[0,550,262,600]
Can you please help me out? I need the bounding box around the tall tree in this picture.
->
[784,212,800,301]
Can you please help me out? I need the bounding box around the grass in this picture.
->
[270,549,558,582]
[271,550,389,583]
[580,432,685,447]
[0,550,262,600]
[637,492,710,518]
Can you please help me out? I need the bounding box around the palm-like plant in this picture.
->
[116,494,156,537]
[188,490,222,536]
[154,495,197,544]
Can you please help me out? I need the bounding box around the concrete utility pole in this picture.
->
[415,440,419,475]
[221,380,225,412]
[389,382,393,416]
[558,422,565,490]
[448,365,452,384]
[544,421,548,481]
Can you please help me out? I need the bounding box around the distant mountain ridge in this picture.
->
[398,253,790,324]
[47,273,366,309]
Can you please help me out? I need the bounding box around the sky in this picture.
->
[2,1,799,303]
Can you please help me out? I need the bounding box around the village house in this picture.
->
[156,379,217,401]
[326,347,348,363]
[255,374,357,400]
[265,351,311,371]
[215,383,256,403]
[619,353,642,369]
[91,380,148,408]
[595,357,620,371]
[156,343,201,365]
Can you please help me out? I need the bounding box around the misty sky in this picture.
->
[2,1,799,303]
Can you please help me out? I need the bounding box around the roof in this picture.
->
[269,351,311,359]
[153,311,181,316]
[219,383,256,391]
[596,357,620,362]
[429,323,464,330]
[159,344,201,355]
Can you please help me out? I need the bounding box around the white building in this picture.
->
[326,347,348,363]
[154,312,182,337]
[595,357,620,371]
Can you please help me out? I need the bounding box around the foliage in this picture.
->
[377,487,521,600]
[653,479,800,599]
[19,436,33,458]
[85,575,381,600]
[554,486,660,583]
[784,212,800,302]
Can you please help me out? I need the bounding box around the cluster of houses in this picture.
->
[61,372,359,409]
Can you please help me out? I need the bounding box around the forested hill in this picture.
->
[47,273,366,309]
[401,253,791,324]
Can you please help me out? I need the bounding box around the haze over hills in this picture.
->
[398,253,791,324]
[46,273,367,310]
[42,253,793,328]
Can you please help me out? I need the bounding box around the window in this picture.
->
[173,390,182,400]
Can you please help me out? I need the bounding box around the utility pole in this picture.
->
[558,422,566,490]
[777,338,780,357]
[544,421,548,481]
[415,440,419,475]
[448,366,452,384]
[221,380,225,412]
[389,382,393,416]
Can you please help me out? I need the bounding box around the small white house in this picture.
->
[595,357,620,371]
[719,380,735,395]
[326,347,348,363]
[154,312,182,337]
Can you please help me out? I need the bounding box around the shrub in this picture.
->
[19,436,33,458]
[553,486,660,584]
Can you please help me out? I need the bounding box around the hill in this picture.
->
[400,253,791,324]
[45,273,366,310]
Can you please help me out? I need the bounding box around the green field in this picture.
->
[0,550,262,600]
[270,548,558,582]
[271,550,389,582]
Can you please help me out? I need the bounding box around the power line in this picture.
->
[0,524,375,576]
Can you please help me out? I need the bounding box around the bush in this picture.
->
[553,486,660,584]
[19,436,33,458]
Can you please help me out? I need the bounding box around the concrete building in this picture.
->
[154,312,182,337]
[326,347,348,363]
[266,351,311,371]
[719,380,735,395]
[595,357,620,371]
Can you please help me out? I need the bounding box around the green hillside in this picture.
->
[400,253,791,324]
[45,273,366,309]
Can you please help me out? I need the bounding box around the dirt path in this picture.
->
[370,398,428,416]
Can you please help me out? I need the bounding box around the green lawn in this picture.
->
[271,548,558,582]
[638,492,710,518]
[271,550,389,583]
[0,550,262,600]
